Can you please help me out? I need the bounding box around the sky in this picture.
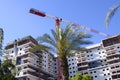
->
[0,0,120,47]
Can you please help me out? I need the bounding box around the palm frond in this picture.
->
[105,4,120,27]
[51,29,57,41]
[29,44,54,53]
[37,33,56,48]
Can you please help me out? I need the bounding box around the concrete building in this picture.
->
[4,36,57,80]
[4,35,120,80]
[68,35,120,80]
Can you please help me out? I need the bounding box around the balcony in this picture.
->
[106,50,118,55]
[16,60,41,69]
[20,70,39,78]
[81,57,87,62]
[108,59,120,65]
[112,70,120,76]
[78,67,88,71]
[105,47,115,51]
[77,62,88,68]
[110,65,120,72]
[77,58,81,62]
[79,64,88,68]
[81,53,86,57]
[107,57,119,62]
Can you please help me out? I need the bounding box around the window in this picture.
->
[36,60,39,63]
[91,54,93,56]
[104,74,106,76]
[12,51,14,53]
[95,76,97,78]
[108,73,110,75]
[94,71,96,73]
[103,55,106,57]
[73,71,75,73]
[23,72,26,74]
[87,55,89,57]
[19,53,21,55]
[107,68,109,70]
[90,72,92,74]
[20,48,22,51]
[27,78,30,80]
[105,64,108,65]
[98,48,100,50]
[105,79,107,80]
[73,67,75,69]
[103,69,105,71]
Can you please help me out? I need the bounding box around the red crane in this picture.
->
[29,8,111,37]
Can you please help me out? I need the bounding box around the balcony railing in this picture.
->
[107,57,119,62]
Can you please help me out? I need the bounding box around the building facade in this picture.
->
[4,35,120,80]
[4,36,57,80]
[68,35,120,80]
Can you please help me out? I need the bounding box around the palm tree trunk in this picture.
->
[60,56,69,80]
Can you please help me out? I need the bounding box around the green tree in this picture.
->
[0,28,17,80]
[0,59,17,80]
[105,3,120,27]
[82,75,92,80]
[69,73,92,80]
[70,73,83,80]
[30,24,92,80]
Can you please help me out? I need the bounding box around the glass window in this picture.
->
[20,48,22,51]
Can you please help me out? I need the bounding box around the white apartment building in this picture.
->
[4,35,120,80]
[68,35,120,80]
[4,36,57,80]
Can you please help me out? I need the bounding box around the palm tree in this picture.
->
[0,28,3,56]
[30,24,92,80]
[105,3,120,27]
